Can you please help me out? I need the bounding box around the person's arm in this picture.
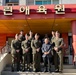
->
[49,45,52,51]
[47,45,52,54]
[21,41,25,50]
[31,40,36,50]
[41,44,45,53]
[11,40,16,54]
[11,40,15,50]
[31,40,37,54]
[21,41,28,53]
[40,40,42,48]
[58,38,64,49]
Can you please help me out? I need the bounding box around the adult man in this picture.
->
[51,31,55,44]
[29,30,33,41]
[50,31,56,64]
[31,33,42,72]
[42,37,52,72]
[19,30,25,41]
[29,30,33,64]
[19,30,25,65]
[53,31,64,73]
[11,34,21,71]
[21,34,31,71]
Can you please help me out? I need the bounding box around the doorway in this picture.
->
[8,38,14,46]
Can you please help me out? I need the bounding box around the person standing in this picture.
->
[50,31,56,64]
[29,30,33,41]
[42,37,52,72]
[21,34,31,71]
[19,30,25,41]
[31,33,42,72]
[19,30,25,65]
[11,34,21,71]
[29,31,33,64]
[53,31,64,73]
[51,31,55,45]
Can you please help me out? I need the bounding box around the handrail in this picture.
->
[0,44,11,54]
[0,44,6,54]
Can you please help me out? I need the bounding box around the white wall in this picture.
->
[0,0,3,6]
[19,0,26,5]
[61,0,76,4]
[0,0,9,6]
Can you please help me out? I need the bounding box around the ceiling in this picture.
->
[0,19,72,34]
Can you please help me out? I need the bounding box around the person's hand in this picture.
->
[36,48,40,52]
[54,47,58,51]
[16,50,19,53]
[44,52,48,55]
[25,49,28,52]
[47,51,50,54]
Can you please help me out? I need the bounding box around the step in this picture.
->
[3,65,75,71]
[2,65,76,75]
[1,71,76,75]
[63,69,76,73]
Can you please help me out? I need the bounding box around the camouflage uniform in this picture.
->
[11,39,21,71]
[50,36,55,64]
[53,37,64,72]
[31,39,42,71]
[21,39,31,71]
[29,37,33,63]
[19,34,25,64]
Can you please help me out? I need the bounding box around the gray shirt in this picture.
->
[41,43,52,53]
[42,43,52,57]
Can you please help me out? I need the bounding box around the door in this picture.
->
[8,38,14,46]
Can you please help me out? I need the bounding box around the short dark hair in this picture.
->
[20,30,24,32]
[56,31,59,33]
[35,33,40,36]
[15,33,19,38]
[29,30,32,32]
[26,33,30,36]
[52,30,55,32]
[16,33,19,36]
[44,37,49,40]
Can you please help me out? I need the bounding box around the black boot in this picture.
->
[47,65,51,72]
[22,68,25,72]
[55,69,59,72]
[44,67,48,72]
[11,64,14,72]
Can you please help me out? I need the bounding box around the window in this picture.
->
[6,0,19,3]
[35,1,42,5]
[53,0,59,4]
[43,1,48,5]
[35,0,59,5]
[5,0,19,6]
[35,0,51,5]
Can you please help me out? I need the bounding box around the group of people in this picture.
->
[11,30,64,73]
